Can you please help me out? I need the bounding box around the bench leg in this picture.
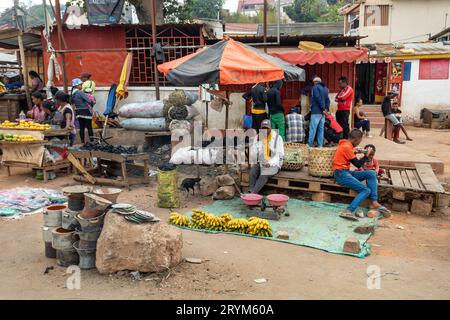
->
[6,166,11,176]
[43,170,48,182]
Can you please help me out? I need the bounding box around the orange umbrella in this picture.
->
[157,38,304,85]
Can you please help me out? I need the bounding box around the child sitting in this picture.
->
[358,144,387,179]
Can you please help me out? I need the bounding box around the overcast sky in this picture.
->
[0,0,241,13]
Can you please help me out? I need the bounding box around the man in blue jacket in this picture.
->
[308,77,330,147]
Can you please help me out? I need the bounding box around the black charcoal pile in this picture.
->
[81,142,138,154]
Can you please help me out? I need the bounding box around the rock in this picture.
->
[212,186,235,200]
[96,212,183,274]
[199,176,218,196]
[392,201,409,213]
[185,257,202,264]
[354,224,375,234]
[276,232,290,240]
[343,237,360,254]
[367,210,379,218]
[216,174,235,186]
[410,199,433,216]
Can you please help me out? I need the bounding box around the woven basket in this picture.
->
[282,143,307,171]
[284,142,309,164]
[308,147,337,178]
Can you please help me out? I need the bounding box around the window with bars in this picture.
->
[125,25,203,86]
[364,5,390,26]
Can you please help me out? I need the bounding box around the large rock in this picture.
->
[96,212,183,274]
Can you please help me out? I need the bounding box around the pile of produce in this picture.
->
[169,209,273,238]
[0,133,42,142]
[81,142,137,154]
[247,217,273,237]
[0,120,50,131]
[169,212,190,226]
[225,218,249,233]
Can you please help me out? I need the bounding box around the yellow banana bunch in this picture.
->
[225,218,249,234]
[169,212,190,227]
[247,217,273,237]
[204,213,226,231]
[190,209,208,229]
[220,213,233,224]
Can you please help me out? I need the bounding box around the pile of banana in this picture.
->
[204,213,226,231]
[225,218,249,233]
[220,213,233,224]
[169,212,190,227]
[190,209,208,229]
[247,217,273,237]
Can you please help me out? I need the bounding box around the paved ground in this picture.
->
[0,127,449,300]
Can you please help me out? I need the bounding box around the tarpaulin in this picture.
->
[158,38,305,86]
[43,51,127,87]
[271,48,368,66]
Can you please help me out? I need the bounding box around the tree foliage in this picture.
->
[285,0,347,23]
[222,5,279,24]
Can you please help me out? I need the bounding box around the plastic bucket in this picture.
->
[51,227,78,251]
[92,188,122,204]
[73,241,96,270]
[56,249,79,267]
[43,204,66,227]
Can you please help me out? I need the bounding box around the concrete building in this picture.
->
[237,0,275,17]
[341,0,450,44]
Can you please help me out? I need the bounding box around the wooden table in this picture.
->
[70,150,150,189]
[0,128,71,181]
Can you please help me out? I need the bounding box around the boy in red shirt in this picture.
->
[333,129,390,220]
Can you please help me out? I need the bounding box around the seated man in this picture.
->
[324,113,343,146]
[333,129,391,220]
[248,119,284,194]
[381,91,412,143]
[285,106,305,143]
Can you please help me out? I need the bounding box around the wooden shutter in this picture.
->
[364,5,389,26]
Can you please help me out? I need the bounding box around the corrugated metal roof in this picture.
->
[257,22,344,37]
[368,42,450,58]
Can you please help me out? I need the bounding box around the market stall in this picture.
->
[0,122,71,181]
[0,93,28,122]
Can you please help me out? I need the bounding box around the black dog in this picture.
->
[181,177,201,195]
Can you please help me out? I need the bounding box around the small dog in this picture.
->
[181,177,201,195]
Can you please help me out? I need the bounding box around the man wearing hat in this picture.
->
[308,76,330,147]
[248,119,284,194]
[381,90,412,144]
[80,72,96,94]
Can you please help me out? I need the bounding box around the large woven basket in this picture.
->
[308,147,337,178]
[282,143,308,171]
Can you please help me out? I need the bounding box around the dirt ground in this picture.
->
[0,127,449,300]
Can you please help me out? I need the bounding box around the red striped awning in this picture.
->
[271,48,368,65]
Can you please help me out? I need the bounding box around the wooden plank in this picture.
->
[67,153,96,185]
[413,170,425,190]
[400,170,412,188]
[389,170,404,187]
[415,163,445,193]
[406,170,421,190]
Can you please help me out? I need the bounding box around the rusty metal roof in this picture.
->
[368,42,450,58]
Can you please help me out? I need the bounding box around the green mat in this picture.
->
[181,198,379,258]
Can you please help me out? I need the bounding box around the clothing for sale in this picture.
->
[335,85,354,111]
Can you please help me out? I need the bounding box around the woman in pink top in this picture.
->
[27,91,46,122]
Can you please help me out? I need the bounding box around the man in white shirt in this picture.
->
[248,119,284,194]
